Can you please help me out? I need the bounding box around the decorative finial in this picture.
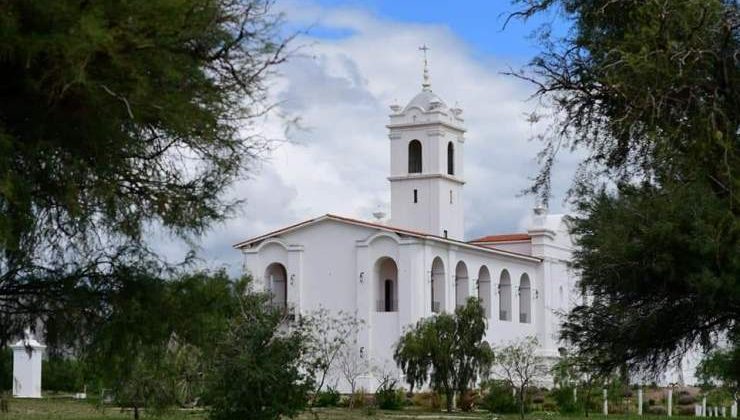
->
[418,44,431,91]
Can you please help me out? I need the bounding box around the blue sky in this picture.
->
[305,0,567,62]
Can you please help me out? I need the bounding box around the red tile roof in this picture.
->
[469,233,531,243]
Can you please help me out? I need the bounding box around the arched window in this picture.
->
[447,142,454,175]
[375,257,398,312]
[264,263,288,310]
[477,266,491,318]
[499,269,511,321]
[519,274,532,323]
[408,140,422,173]
[431,257,445,313]
[455,261,469,309]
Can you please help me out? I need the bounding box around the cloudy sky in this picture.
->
[153,0,580,275]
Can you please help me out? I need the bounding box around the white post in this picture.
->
[603,388,609,415]
[638,388,643,415]
[573,387,578,404]
[723,407,727,417]
[668,389,673,417]
[697,405,704,417]
[731,401,737,418]
[704,397,708,417]
[11,331,46,398]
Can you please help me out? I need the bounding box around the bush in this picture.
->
[648,406,667,415]
[678,405,696,415]
[313,387,341,407]
[459,390,479,412]
[481,380,518,414]
[43,357,85,392]
[0,349,11,392]
[410,392,439,410]
[551,386,580,414]
[678,395,695,405]
[375,381,404,410]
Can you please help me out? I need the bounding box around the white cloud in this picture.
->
[152,1,579,276]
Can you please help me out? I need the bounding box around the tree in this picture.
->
[302,307,363,398]
[394,298,493,412]
[696,333,740,400]
[81,269,242,417]
[0,0,290,344]
[509,0,740,376]
[336,347,369,409]
[490,337,548,419]
[207,285,312,420]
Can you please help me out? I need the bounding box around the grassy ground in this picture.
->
[2,397,701,420]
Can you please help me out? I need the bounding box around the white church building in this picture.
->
[235,62,578,388]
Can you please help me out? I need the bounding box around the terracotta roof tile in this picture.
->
[469,233,531,243]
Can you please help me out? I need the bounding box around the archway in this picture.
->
[477,266,491,318]
[499,269,512,321]
[431,257,445,313]
[375,257,398,312]
[264,262,287,309]
[455,261,468,309]
[519,273,532,323]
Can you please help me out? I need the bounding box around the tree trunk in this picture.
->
[134,406,139,420]
[446,389,454,412]
[519,386,526,420]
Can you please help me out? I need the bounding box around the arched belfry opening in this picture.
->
[431,257,446,313]
[455,261,469,308]
[477,266,491,318]
[499,269,512,321]
[264,263,288,310]
[519,273,532,323]
[447,142,455,175]
[375,257,398,312]
[408,140,422,173]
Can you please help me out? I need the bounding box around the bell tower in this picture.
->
[387,46,466,239]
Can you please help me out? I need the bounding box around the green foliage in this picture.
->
[480,380,518,414]
[696,335,740,393]
[511,0,740,377]
[81,269,242,416]
[393,298,493,412]
[550,386,580,414]
[207,287,313,420]
[313,387,341,408]
[491,337,548,419]
[0,0,288,345]
[374,380,405,411]
[42,357,85,392]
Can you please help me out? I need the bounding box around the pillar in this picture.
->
[668,389,673,417]
[11,331,46,398]
[603,388,608,415]
[638,387,643,415]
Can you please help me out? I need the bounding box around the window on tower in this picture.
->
[408,140,422,173]
[413,189,418,203]
[447,142,455,175]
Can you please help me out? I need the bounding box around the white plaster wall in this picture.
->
[12,346,43,398]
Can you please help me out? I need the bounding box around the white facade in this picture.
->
[11,332,45,398]
[236,73,578,391]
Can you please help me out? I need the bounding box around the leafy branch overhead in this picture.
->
[0,0,291,344]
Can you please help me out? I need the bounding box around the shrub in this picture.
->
[648,406,667,415]
[543,401,558,412]
[678,395,695,405]
[551,386,580,414]
[375,381,404,410]
[459,390,478,412]
[0,350,11,392]
[481,380,519,414]
[678,405,696,415]
[313,387,341,407]
[410,392,438,410]
[43,357,85,392]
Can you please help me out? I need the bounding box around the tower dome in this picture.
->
[403,90,448,113]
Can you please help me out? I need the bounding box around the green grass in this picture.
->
[1,397,702,420]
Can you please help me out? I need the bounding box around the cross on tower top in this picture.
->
[418,44,431,91]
